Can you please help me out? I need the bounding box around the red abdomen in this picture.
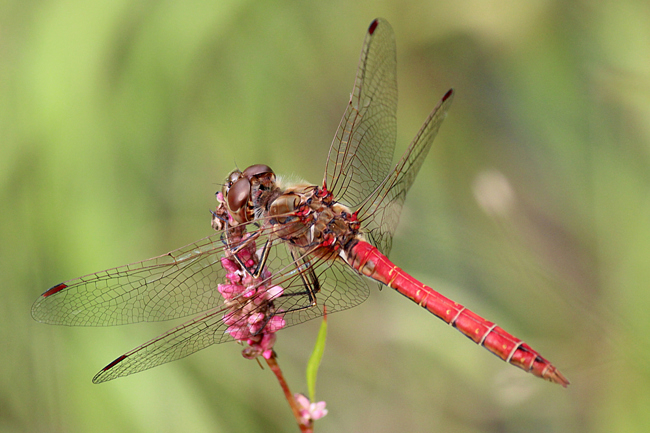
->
[346,240,569,387]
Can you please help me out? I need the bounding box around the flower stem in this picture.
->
[265,352,313,433]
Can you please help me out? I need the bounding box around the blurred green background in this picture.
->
[2,0,650,432]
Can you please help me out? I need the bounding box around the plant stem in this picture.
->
[265,352,313,433]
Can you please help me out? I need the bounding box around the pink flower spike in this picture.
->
[216,228,287,362]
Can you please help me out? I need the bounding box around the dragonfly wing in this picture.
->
[359,89,454,255]
[93,243,371,383]
[92,307,232,383]
[309,261,371,319]
[324,18,398,209]
[32,232,230,326]
[267,245,371,327]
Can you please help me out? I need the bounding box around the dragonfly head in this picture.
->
[223,164,276,225]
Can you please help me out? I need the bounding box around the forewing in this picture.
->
[358,89,454,255]
[32,233,231,326]
[324,18,398,209]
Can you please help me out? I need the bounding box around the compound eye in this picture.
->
[227,177,251,223]
[220,170,240,203]
[242,164,274,179]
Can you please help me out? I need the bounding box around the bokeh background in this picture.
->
[2,1,650,432]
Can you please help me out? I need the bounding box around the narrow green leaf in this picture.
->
[306,307,328,402]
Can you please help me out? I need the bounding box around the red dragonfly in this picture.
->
[32,18,569,387]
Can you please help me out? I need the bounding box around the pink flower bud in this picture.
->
[220,257,239,272]
[266,315,286,333]
[266,285,284,301]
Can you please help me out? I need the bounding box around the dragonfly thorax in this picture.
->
[220,164,360,257]
[268,184,360,253]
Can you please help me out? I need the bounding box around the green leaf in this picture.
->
[306,308,328,402]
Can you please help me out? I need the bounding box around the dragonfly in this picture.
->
[32,18,569,387]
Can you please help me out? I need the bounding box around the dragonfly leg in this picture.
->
[292,252,320,308]
[268,250,321,318]
[220,225,272,277]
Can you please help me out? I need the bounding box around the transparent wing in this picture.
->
[92,306,231,383]
[324,18,454,256]
[91,240,370,383]
[324,18,398,209]
[32,233,233,326]
[33,212,371,382]
[268,247,371,327]
[358,89,454,255]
